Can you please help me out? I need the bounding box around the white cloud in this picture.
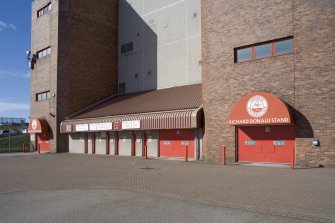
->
[0,21,8,31]
[0,102,29,112]
[0,21,16,32]
[9,24,16,31]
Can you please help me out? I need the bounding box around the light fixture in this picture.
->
[312,138,320,147]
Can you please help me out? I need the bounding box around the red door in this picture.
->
[160,130,194,159]
[238,126,295,163]
[37,133,50,152]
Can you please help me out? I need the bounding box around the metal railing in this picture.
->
[0,117,26,125]
[0,133,30,153]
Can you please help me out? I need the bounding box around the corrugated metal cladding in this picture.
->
[60,109,203,133]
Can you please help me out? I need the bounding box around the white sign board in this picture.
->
[75,124,89,132]
[122,120,141,130]
[89,122,113,131]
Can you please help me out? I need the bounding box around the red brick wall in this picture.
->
[30,0,119,152]
[56,0,119,152]
[30,0,59,152]
[293,0,335,167]
[201,0,335,167]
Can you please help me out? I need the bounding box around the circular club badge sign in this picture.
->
[246,95,268,118]
[32,119,37,130]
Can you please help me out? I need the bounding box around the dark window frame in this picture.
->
[234,37,293,63]
[36,91,51,102]
[37,3,52,18]
[37,47,51,59]
[121,42,134,54]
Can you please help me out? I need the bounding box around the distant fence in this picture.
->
[0,134,31,153]
[0,117,26,125]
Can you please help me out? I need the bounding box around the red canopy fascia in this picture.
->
[228,92,294,125]
[28,118,50,133]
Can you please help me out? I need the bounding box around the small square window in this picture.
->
[127,42,133,52]
[121,42,133,54]
[236,48,252,62]
[275,39,292,55]
[255,44,271,59]
[41,93,46,100]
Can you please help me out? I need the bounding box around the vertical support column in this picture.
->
[143,131,147,157]
[185,146,188,162]
[133,131,136,156]
[36,134,40,153]
[115,132,119,155]
[145,145,148,159]
[92,133,96,154]
[84,133,88,154]
[291,147,295,170]
[106,132,110,155]
[222,145,226,165]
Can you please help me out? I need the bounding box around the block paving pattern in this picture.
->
[0,154,334,222]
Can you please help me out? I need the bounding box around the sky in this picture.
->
[0,0,31,121]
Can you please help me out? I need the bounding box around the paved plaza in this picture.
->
[0,154,334,222]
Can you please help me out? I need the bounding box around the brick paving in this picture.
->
[0,154,334,222]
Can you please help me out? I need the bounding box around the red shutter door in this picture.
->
[238,126,294,164]
[160,130,194,159]
[37,133,50,152]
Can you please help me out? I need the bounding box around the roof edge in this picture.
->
[65,93,119,119]
[62,108,200,123]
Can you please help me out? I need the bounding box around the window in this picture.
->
[275,39,293,55]
[121,42,133,54]
[118,83,126,94]
[236,48,252,62]
[37,3,52,17]
[37,47,51,59]
[255,44,271,59]
[235,37,293,63]
[36,91,51,102]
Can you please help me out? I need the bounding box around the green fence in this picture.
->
[0,134,31,153]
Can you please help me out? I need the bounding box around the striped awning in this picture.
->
[60,108,203,133]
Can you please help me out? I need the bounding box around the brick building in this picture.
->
[28,0,118,152]
[29,0,334,167]
[201,0,335,167]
